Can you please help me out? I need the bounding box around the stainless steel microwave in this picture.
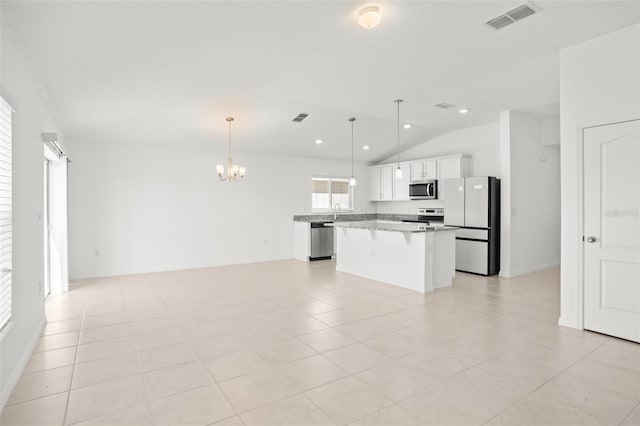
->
[409,180,437,200]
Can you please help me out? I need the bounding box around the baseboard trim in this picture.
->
[1,315,47,412]
[558,315,581,330]
[505,261,560,278]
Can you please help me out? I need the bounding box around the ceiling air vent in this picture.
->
[485,2,540,30]
[434,103,456,109]
[292,112,311,123]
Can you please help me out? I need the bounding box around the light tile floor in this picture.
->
[2,260,639,426]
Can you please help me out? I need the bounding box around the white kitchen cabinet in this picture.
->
[369,154,469,201]
[437,156,469,199]
[368,165,395,201]
[368,167,381,201]
[409,160,437,181]
[380,165,394,201]
[437,157,463,179]
[393,163,411,200]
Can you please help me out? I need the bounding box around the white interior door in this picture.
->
[584,119,640,342]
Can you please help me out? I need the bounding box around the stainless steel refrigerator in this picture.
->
[443,176,500,275]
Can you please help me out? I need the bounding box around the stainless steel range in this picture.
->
[402,208,445,226]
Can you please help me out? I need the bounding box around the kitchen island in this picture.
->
[331,221,457,293]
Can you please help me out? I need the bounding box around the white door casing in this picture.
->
[583,119,640,342]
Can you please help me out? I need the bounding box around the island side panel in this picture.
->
[294,222,310,261]
[432,229,457,289]
[335,227,427,293]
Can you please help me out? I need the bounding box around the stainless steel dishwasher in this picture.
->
[309,222,334,261]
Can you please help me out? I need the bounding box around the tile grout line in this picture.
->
[61,299,86,426]
[618,400,640,426]
[479,335,612,425]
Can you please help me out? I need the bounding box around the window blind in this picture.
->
[331,179,349,194]
[311,178,330,193]
[0,97,12,331]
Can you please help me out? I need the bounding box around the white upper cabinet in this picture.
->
[380,165,394,201]
[368,165,395,201]
[409,161,423,181]
[393,163,411,201]
[409,160,437,181]
[437,156,470,199]
[368,167,381,201]
[368,154,469,201]
[437,157,463,179]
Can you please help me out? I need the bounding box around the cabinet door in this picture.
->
[409,161,423,181]
[437,157,462,179]
[380,165,394,201]
[423,160,438,179]
[368,167,381,201]
[393,163,411,200]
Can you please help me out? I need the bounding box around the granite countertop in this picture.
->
[293,213,419,223]
[330,220,458,233]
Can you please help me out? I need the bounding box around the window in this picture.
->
[0,97,12,331]
[311,177,353,211]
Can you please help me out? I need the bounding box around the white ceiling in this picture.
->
[2,1,640,163]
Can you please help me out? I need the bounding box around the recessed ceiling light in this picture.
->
[362,145,370,150]
[315,139,323,144]
[358,6,382,29]
[458,108,470,114]
[403,123,412,129]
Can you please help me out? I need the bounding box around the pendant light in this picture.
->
[349,117,357,186]
[216,117,246,182]
[394,99,403,179]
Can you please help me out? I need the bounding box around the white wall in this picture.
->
[559,23,640,329]
[375,122,501,214]
[68,141,371,279]
[0,29,64,408]
[504,111,561,277]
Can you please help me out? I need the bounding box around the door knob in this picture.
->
[586,236,596,243]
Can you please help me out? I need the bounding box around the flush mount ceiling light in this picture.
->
[458,108,470,114]
[216,117,246,182]
[315,139,323,144]
[362,145,370,150]
[348,117,357,186]
[358,6,381,29]
[394,99,403,179]
[404,123,412,129]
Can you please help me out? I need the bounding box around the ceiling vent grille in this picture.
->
[485,2,540,30]
[292,112,311,122]
[434,103,456,109]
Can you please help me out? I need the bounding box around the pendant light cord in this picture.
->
[351,119,355,176]
[228,119,232,158]
[395,99,403,166]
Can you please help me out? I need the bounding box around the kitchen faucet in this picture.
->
[333,204,341,220]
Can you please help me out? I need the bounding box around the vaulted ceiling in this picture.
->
[2,1,639,162]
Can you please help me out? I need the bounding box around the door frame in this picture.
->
[579,118,640,331]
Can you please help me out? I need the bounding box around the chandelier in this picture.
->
[216,117,246,182]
